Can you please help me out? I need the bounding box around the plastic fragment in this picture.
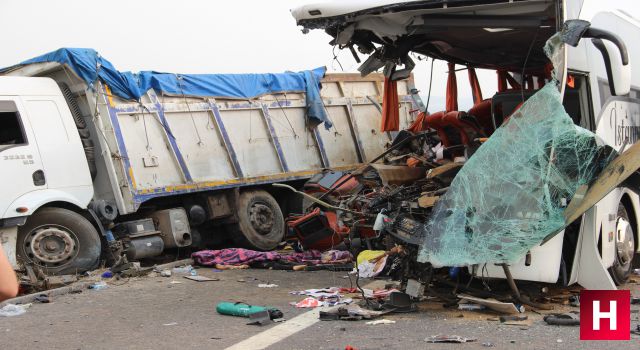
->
[0,304,30,317]
[296,297,321,308]
[172,265,194,274]
[89,281,108,290]
[426,335,477,343]
[365,319,396,325]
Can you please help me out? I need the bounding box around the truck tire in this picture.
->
[608,204,636,285]
[17,207,101,275]
[230,190,285,251]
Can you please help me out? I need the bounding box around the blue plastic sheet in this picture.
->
[2,48,332,128]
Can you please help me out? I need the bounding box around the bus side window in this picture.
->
[0,101,27,151]
[563,74,594,131]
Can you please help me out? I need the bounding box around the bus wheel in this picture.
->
[17,207,101,275]
[230,190,284,251]
[608,204,636,285]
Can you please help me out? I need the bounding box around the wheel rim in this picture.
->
[24,225,79,267]
[615,217,635,267]
[249,202,275,235]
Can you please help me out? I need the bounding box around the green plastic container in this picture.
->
[216,302,268,318]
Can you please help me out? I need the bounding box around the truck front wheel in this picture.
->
[609,204,636,285]
[229,190,285,251]
[17,207,101,275]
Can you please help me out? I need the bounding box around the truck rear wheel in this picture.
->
[609,204,636,285]
[17,207,101,275]
[230,190,284,251]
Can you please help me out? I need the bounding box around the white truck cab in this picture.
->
[0,77,94,271]
[0,77,93,218]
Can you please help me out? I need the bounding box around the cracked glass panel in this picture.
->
[418,30,612,267]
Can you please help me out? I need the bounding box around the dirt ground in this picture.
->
[1,268,639,350]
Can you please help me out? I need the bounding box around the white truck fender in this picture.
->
[2,186,93,218]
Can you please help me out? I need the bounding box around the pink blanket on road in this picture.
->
[191,248,351,266]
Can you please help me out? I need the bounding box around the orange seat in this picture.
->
[467,99,494,136]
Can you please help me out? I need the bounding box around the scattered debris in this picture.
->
[160,270,172,277]
[169,281,182,284]
[295,297,321,308]
[458,303,486,311]
[543,313,580,326]
[247,310,272,326]
[42,275,78,289]
[365,319,396,325]
[499,315,528,323]
[163,322,178,326]
[382,292,416,313]
[101,271,114,279]
[216,302,283,320]
[319,305,386,321]
[172,265,196,275]
[458,294,523,314]
[258,283,278,288]
[88,281,108,291]
[425,335,477,343]
[183,275,219,282]
[0,303,31,317]
[34,294,51,303]
[569,295,580,307]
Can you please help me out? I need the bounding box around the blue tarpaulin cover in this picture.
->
[2,48,332,128]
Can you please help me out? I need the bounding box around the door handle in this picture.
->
[32,170,46,186]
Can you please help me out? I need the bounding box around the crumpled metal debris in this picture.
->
[426,335,477,343]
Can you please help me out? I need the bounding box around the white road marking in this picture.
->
[225,281,377,350]
[224,308,322,350]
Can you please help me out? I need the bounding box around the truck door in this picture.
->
[0,98,45,218]
[22,96,92,190]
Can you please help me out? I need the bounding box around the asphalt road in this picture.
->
[1,268,639,349]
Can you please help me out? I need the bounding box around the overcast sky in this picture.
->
[1,0,638,111]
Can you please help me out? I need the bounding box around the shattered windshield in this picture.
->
[418,31,611,267]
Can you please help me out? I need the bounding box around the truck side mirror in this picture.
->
[562,19,631,96]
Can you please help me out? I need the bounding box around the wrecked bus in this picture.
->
[291,0,640,290]
[0,49,419,275]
